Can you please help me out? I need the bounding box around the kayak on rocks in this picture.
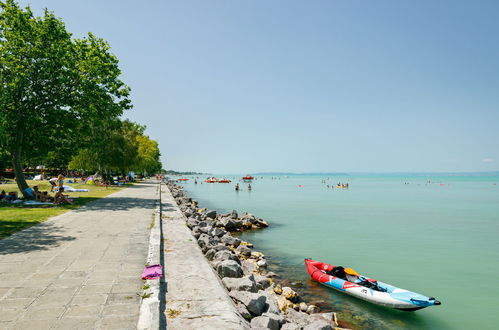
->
[305,258,441,311]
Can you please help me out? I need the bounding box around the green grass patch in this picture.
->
[0,179,128,239]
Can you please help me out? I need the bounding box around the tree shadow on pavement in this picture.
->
[0,221,76,255]
[73,196,158,212]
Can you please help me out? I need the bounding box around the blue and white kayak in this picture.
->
[305,258,441,311]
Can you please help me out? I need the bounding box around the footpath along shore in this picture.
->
[0,180,345,330]
[164,181,344,330]
[0,182,158,329]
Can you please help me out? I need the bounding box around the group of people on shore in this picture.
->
[0,174,73,205]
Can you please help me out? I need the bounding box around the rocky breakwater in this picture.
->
[167,181,343,330]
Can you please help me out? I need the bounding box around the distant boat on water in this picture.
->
[242,175,254,181]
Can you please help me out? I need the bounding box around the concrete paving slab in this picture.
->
[0,182,159,329]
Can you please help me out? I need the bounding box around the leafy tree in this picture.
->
[68,119,162,176]
[136,134,162,175]
[0,0,131,197]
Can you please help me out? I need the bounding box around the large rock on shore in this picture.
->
[222,274,257,293]
[260,291,280,314]
[230,291,267,316]
[275,294,293,312]
[221,234,241,247]
[250,315,280,330]
[220,217,239,231]
[282,287,298,302]
[186,218,198,229]
[236,245,252,257]
[253,275,271,290]
[284,309,310,328]
[241,260,258,275]
[235,302,252,320]
[210,227,226,237]
[280,323,301,330]
[197,233,216,251]
[303,320,333,330]
[216,260,243,278]
[206,209,217,219]
[213,250,240,265]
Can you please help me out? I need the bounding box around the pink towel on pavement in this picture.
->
[141,264,163,280]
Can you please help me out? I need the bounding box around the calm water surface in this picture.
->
[180,174,499,329]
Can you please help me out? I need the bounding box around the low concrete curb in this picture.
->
[162,184,249,329]
[137,183,166,330]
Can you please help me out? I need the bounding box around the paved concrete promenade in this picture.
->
[0,182,158,330]
[162,184,248,329]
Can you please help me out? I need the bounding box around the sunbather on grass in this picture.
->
[33,186,51,202]
[54,187,73,204]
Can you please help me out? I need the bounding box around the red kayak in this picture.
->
[305,259,441,311]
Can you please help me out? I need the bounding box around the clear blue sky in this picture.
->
[19,0,499,173]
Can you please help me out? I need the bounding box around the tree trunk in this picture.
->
[12,129,30,198]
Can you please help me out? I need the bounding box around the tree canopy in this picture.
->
[0,0,162,196]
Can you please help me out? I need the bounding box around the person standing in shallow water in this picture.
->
[235,183,239,191]
[248,184,252,191]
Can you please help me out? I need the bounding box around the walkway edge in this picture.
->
[137,182,165,330]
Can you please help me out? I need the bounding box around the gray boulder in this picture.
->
[306,305,320,314]
[303,320,333,330]
[253,275,271,290]
[262,312,286,326]
[256,219,269,227]
[199,225,213,234]
[216,260,243,278]
[221,217,238,231]
[206,209,217,219]
[210,227,226,237]
[221,234,241,247]
[241,260,258,275]
[280,323,301,330]
[257,259,267,268]
[235,302,253,320]
[313,312,334,322]
[231,209,238,219]
[180,196,191,204]
[191,227,201,239]
[186,218,198,229]
[204,249,216,261]
[230,291,267,316]
[260,292,280,314]
[197,233,215,250]
[285,309,310,328]
[236,245,252,257]
[250,316,279,330]
[222,274,257,293]
[198,221,209,228]
[213,250,240,264]
[309,313,337,327]
[211,244,231,252]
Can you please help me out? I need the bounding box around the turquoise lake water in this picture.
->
[179,174,499,329]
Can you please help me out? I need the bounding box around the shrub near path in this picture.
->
[0,179,129,239]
